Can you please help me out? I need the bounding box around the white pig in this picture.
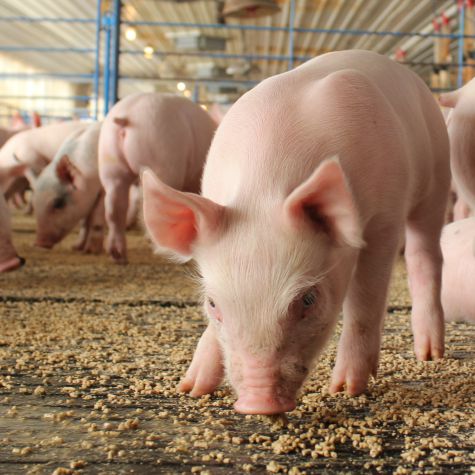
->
[0,111,41,149]
[142,50,450,414]
[440,79,475,216]
[98,93,217,264]
[33,122,104,253]
[0,121,87,193]
[441,218,475,322]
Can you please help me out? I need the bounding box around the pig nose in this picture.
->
[234,393,296,415]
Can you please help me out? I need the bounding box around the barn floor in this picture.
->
[0,214,474,475]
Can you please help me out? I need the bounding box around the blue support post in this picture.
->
[93,0,102,120]
[193,83,199,102]
[103,13,112,116]
[110,0,121,107]
[288,0,295,70]
[458,1,465,87]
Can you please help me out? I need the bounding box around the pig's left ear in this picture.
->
[284,157,364,248]
[142,168,225,259]
[56,155,84,189]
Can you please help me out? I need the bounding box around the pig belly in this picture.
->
[441,218,475,322]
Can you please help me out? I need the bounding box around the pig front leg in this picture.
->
[405,214,445,361]
[73,219,88,251]
[330,228,401,396]
[178,324,224,397]
[82,193,105,254]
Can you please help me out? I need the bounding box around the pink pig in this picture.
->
[0,164,26,272]
[0,121,87,193]
[98,93,217,264]
[142,50,450,414]
[0,111,41,149]
[33,122,104,253]
[441,218,475,322]
[440,79,475,217]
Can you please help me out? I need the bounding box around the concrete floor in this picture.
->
[0,214,474,474]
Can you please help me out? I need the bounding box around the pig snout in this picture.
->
[0,255,25,273]
[232,358,298,415]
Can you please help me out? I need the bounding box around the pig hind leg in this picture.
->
[330,226,402,396]
[404,202,446,361]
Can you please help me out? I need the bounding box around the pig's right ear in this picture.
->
[56,155,84,189]
[142,169,225,259]
[439,89,460,108]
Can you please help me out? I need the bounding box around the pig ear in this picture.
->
[56,155,83,188]
[439,89,460,108]
[142,169,224,259]
[284,157,364,248]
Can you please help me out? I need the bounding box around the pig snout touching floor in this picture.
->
[98,93,216,264]
[441,218,475,323]
[143,50,450,414]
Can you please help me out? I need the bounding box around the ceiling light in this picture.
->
[125,27,137,42]
[177,82,187,92]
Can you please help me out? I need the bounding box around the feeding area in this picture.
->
[0,1,474,474]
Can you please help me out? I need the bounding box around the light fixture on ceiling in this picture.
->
[222,0,280,19]
[144,45,154,59]
[125,27,137,41]
[177,82,187,92]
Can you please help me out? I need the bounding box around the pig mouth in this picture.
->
[233,377,300,415]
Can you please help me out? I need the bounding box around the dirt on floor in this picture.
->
[0,213,474,475]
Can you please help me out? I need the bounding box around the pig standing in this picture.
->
[0,121,87,193]
[98,93,217,264]
[0,165,26,272]
[440,79,475,216]
[33,122,104,253]
[441,218,475,322]
[142,50,450,414]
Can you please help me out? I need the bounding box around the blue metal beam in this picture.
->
[0,73,94,81]
[93,0,102,120]
[110,0,121,106]
[0,16,96,24]
[288,0,295,70]
[123,19,475,40]
[0,46,95,53]
[458,1,465,88]
[0,95,92,101]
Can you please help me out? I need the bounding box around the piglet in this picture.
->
[142,50,450,414]
[98,93,216,264]
[441,218,475,322]
[33,122,104,253]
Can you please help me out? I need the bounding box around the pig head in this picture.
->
[142,157,363,414]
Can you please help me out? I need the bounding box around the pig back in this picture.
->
[203,50,449,227]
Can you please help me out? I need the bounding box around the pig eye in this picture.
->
[208,298,216,308]
[52,196,67,210]
[302,289,317,308]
